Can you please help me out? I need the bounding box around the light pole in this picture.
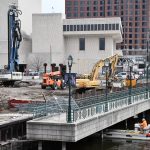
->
[104,58,110,112]
[67,55,73,123]
[128,61,132,104]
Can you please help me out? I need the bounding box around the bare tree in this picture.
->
[28,56,45,72]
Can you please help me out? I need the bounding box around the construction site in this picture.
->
[0,1,150,150]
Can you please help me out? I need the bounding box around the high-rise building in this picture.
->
[65,0,150,57]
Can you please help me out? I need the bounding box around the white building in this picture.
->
[32,13,122,74]
[0,0,41,69]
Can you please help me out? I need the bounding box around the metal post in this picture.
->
[67,55,73,123]
[42,93,47,116]
[105,70,108,112]
[68,66,72,122]
[128,66,132,104]
[104,58,110,112]
[146,64,148,98]
[146,35,149,98]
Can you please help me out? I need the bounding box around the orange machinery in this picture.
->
[41,64,66,90]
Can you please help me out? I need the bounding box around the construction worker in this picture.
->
[139,118,148,133]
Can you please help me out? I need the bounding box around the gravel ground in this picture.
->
[0,83,69,112]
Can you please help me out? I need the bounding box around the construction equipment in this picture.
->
[0,5,25,87]
[76,54,119,90]
[76,54,139,95]
[41,64,66,90]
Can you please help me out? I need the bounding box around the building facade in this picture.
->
[65,0,150,58]
[32,14,122,74]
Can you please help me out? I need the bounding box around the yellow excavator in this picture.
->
[76,54,137,93]
[76,54,119,90]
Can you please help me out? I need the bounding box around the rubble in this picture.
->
[0,84,69,112]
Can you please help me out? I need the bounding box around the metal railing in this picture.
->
[71,87,150,122]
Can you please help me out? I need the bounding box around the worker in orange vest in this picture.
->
[140,118,148,133]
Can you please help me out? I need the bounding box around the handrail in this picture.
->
[71,88,150,122]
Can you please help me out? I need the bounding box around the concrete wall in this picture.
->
[32,15,122,73]
[32,14,65,67]
[65,36,115,74]
[0,0,18,41]
[19,35,32,64]
[18,0,42,35]
[27,97,150,142]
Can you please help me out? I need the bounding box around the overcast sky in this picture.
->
[42,0,65,13]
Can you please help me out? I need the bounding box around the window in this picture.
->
[74,1,78,5]
[77,25,80,31]
[80,12,84,17]
[74,13,78,17]
[100,12,104,16]
[93,7,98,11]
[102,24,104,30]
[79,38,85,50]
[66,1,72,6]
[87,7,90,11]
[93,12,98,16]
[94,24,97,30]
[74,25,76,31]
[84,25,87,31]
[91,24,94,31]
[93,1,98,5]
[87,12,91,17]
[88,24,90,30]
[98,24,101,30]
[63,25,66,31]
[112,24,115,30]
[129,34,132,38]
[80,25,83,31]
[105,24,108,30]
[99,38,105,50]
[70,25,73,31]
[116,24,119,30]
[67,25,69,31]
[66,13,71,17]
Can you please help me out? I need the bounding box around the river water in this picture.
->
[67,137,150,150]
[18,136,150,150]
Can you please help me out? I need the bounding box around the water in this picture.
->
[16,137,150,150]
[67,137,150,150]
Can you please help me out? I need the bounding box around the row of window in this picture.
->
[67,12,148,19]
[124,34,147,38]
[120,45,147,49]
[66,0,147,6]
[63,24,120,32]
[123,22,147,27]
[123,28,148,33]
[79,38,105,51]
[66,6,148,12]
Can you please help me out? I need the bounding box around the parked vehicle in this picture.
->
[115,72,140,80]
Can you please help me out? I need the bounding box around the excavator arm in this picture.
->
[76,54,119,89]
[90,54,119,81]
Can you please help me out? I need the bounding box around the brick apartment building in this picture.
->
[65,0,150,59]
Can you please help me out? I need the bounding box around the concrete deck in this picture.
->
[0,113,33,127]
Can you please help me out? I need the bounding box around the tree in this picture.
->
[28,56,45,72]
